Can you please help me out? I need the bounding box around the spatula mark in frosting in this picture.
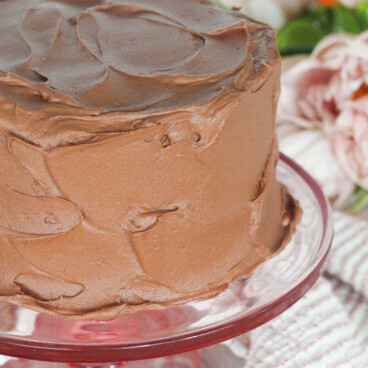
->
[14,273,84,302]
[0,181,83,235]
[9,137,63,197]
[0,128,46,197]
[119,277,186,304]
[0,235,85,302]
[121,204,179,233]
[249,145,278,257]
[0,130,83,236]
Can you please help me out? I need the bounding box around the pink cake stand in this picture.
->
[0,154,333,368]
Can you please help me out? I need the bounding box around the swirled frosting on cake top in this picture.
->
[0,0,277,148]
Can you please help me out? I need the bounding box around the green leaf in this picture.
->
[277,4,368,56]
[277,18,329,56]
[345,187,368,214]
[311,6,333,28]
[277,6,334,56]
[349,191,368,214]
[357,0,368,29]
[331,5,364,34]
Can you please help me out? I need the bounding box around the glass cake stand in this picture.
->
[0,154,333,368]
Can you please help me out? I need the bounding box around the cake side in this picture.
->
[0,0,300,318]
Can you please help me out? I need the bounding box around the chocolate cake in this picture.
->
[0,0,299,317]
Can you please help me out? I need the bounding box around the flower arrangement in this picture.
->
[278,32,368,210]
[212,0,368,212]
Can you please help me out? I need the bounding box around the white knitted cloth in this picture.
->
[199,208,368,368]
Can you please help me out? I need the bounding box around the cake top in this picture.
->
[0,0,278,147]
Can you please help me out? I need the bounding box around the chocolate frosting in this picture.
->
[0,0,277,148]
[0,0,300,318]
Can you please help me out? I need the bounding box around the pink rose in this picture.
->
[278,32,368,128]
[329,98,368,190]
[278,58,336,128]
[277,123,355,206]
[278,32,368,198]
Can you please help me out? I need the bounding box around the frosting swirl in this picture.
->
[0,0,278,148]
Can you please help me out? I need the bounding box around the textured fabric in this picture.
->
[199,209,368,367]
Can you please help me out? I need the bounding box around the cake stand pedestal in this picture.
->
[0,155,333,368]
